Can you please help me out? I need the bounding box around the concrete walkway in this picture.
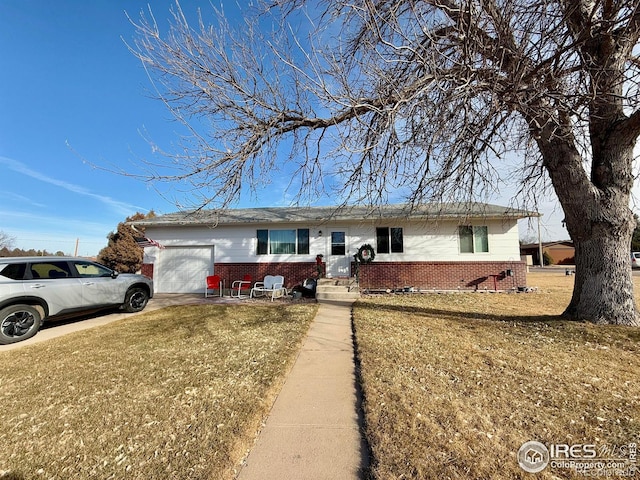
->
[237,300,370,480]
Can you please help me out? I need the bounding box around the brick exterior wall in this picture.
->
[353,261,527,291]
[141,260,527,291]
[141,263,153,279]
[210,262,321,290]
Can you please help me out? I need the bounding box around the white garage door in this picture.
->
[156,246,214,293]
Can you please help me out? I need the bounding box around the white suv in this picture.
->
[0,257,154,344]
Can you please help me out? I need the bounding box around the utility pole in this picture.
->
[74,238,79,257]
[537,216,544,267]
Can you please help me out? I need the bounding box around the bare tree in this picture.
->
[0,230,15,251]
[128,0,640,325]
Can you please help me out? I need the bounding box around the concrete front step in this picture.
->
[316,277,360,301]
[317,277,358,287]
[317,292,361,301]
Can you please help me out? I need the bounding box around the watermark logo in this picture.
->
[518,441,637,476]
[518,441,550,473]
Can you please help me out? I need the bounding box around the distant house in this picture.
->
[130,203,538,294]
[520,241,575,266]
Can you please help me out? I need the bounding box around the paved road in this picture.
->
[529,265,640,276]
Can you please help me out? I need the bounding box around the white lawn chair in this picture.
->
[250,275,287,301]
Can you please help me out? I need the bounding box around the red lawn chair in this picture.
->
[205,275,224,297]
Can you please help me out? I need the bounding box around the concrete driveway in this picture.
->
[0,294,211,352]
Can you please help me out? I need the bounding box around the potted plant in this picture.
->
[315,254,325,278]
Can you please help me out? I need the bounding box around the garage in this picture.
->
[155,246,214,293]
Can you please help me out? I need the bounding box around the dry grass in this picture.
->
[354,271,640,479]
[0,303,317,480]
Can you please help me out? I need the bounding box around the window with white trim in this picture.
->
[376,227,404,253]
[458,226,489,253]
[256,229,310,255]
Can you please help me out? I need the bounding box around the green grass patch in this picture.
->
[0,303,317,479]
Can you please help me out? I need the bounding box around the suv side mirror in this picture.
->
[111,271,120,279]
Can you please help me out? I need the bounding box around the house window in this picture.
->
[256,229,310,255]
[257,229,268,255]
[459,226,489,253]
[331,231,346,255]
[297,229,310,255]
[270,229,296,254]
[376,227,404,253]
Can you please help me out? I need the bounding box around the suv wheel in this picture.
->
[0,305,42,344]
[123,287,149,313]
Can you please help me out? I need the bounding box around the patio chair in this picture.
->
[205,275,224,297]
[250,275,287,301]
[231,274,252,298]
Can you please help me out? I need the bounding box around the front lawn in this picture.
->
[353,272,640,479]
[4,271,638,479]
[0,303,317,480]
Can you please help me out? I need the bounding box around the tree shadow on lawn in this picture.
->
[356,299,560,324]
[128,304,317,337]
[40,307,121,330]
[0,473,26,480]
[39,302,315,335]
[354,300,640,350]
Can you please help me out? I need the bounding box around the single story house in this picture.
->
[130,203,538,294]
[520,241,575,266]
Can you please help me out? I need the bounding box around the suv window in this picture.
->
[30,262,73,279]
[71,261,113,278]
[0,263,27,280]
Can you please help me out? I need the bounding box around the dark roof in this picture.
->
[131,203,539,228]
[520,241,573,249]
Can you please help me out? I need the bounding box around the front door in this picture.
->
[326,230,351,278]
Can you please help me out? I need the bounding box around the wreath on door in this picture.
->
[355,244,375,264]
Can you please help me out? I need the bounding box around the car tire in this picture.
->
[123,287,149,313]
[0,305,43,345]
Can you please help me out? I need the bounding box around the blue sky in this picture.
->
[0,0,238,256]
[0,0,572,256]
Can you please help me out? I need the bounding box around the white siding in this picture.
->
[143,217,522,277]
[145,224,322,263]
[346,218,521,261]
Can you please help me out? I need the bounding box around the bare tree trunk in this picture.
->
[565,222,638,325]
[541,135,639,326]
